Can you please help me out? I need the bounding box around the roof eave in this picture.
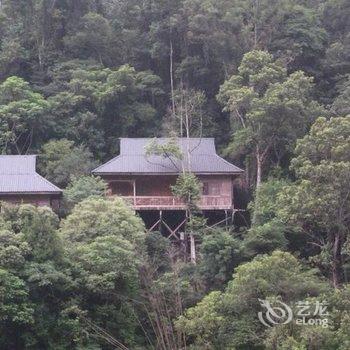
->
[92,171,244,176]
[0,191,62,195]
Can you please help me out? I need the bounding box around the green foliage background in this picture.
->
[0,0,349,349]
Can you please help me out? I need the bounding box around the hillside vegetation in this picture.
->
[0,0,349,349]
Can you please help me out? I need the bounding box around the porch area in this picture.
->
[120,195,233,210]
[105,175,234,210]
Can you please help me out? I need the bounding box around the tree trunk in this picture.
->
[256,147,262,188]
[169,39,175,117]
[331,231,343,288]
[185,96,191,171]
[190,233,196,264]
[245,158,250,189]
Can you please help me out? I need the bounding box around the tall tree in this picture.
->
[47,63,164,158]
[0,76,50,154]
[217,50,324,187]
[64,12,120,66]
[60,197,146,347]
[321,0,350,103]
[278,116,350,287]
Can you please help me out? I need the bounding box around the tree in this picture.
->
[331,74,350,116]
[217,50,324,187]
[264,285,350,350]
[139,236,204,350]
[45,60,106,158]
[0,269,34,348]
[63,175,107,213]
[198,229,243,290]
[173,0,245,92]
[177,251,327,349]
[146,135,205,264]
[278,116,350,288]
[165,88,206,140]
[321,0,350,103]
[60,197,145,246]
[8,204,62,262]
[39,139,97,187]
[176,290,223,349]
[64,12,119,66]
[0,229,30,271]
[243,221,288,258]
[0,12,27,79]
[0,76,50,154]
[168,88,207,263]
[251,177,290,226]
[47,63,163,158]
[267,4,327,74]
[172,171,206,264]
[60,197,146,347]
[241,178,291,258]
[223,0,326,67]
[0,204,79,349]
[0,1,349,348]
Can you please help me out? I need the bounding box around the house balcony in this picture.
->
[119,195,233,210]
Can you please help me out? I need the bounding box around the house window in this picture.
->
[110,181,134,196]
[202,181,221,195]
[203,182,209,195]
[210,182,221,195]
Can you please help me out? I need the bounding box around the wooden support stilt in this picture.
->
[162,220,176,239]
[146,209,243,260]
[162,219,187,240]
[148,219,161,232]
[200,209,244,231]
[207,217,230,229]
[158,210,162,232]
[173,218,187,235]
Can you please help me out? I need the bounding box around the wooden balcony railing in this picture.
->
[120,195,233,209]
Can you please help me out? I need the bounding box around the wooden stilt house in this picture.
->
[93,138,243,210]
[93,138,243,235]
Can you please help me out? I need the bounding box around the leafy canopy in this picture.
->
[218,50,324,185]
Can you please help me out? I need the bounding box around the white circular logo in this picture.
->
[258,299,293,327]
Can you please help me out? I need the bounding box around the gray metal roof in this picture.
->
[0,155,36,174]
[93,138,243,175]
[0,155,62,194]
[120,138,216,155]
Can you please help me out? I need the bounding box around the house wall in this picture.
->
[0,194,60,211]
[136,176,177,196]
[199,175,233,197]
[101,174,233,199]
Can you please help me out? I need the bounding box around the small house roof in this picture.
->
[93,138,243,175]
[0,155,62,194]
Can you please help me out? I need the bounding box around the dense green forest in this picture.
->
[0,0,349,349]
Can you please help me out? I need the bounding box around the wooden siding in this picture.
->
[0,194,60,211]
